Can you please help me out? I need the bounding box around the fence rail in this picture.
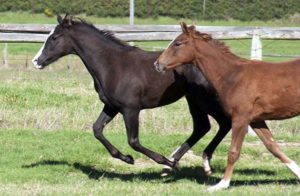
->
[1,24,300,67]
[1,24,300,42]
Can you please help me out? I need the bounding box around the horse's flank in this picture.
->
[191,33,300,121]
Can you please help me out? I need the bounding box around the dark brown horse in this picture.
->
[155,22,300,190]
[32,15,233,174]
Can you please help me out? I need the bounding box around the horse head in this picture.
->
[154,22,211,72]
[32,14,75,69]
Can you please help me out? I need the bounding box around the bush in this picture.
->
[0,0,300,21]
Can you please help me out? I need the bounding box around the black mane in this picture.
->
[70,17,135,49]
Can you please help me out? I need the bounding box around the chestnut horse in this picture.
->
[32,15,234,174]
[155,22,300,190]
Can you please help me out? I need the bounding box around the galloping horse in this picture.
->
[32,15,233,174]
[155,22,300,190]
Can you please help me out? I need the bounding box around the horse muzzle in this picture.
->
[154,61,166,73]
[32,58,45,69]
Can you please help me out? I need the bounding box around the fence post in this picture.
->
[251,27,262,60]
[202,0,206,17]
[129,0,134,26]
[247,27,262,136]
[3,43,8,67]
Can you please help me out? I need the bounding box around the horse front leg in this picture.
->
[251,121,300,179]
[93,104,134,164]
[208,116,248,191]
[123,109,175,168]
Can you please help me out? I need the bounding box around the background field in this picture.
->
[1,12,300,195]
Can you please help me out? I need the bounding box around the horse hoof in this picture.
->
[208,179,230,192]
[205,170,212,176]
[202,153,212,176]
[161,168,173,177]
[124,155,134,164]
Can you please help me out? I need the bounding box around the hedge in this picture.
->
[0,0,300,21]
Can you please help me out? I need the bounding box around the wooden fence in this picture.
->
[1,24,300,64]
[1,24,300,42]
[0,24,300,63]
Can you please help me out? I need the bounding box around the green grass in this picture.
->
[1,68,300,137]
[0,68,194,133]
[1,129,300,195]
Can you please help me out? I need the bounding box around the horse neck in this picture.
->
[70,28,124,69]
[68,26,133,85]
[66,25,138,102]
[193,40,243,94]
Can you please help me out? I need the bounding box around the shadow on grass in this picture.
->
[22,160,215,184]
[212,166,277,176]
[22,160,299,187]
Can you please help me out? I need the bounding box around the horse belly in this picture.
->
[253,100,300,121]
[142,88,185,108]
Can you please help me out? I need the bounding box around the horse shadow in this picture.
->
[22,160,299,187]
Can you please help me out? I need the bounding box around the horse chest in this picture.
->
[93,77,111,105]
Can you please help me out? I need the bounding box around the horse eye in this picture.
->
[51,34,61,40]
[174,42,182,47]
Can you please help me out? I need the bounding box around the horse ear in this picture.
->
[57,15,63,24]
[63,13,69,20]
[180,22,189,34]
[62,14,73,27]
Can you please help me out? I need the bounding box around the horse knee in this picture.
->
[92,124,103,139]
[228,150,240,164]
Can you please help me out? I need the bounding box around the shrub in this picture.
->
[0,0,300,21]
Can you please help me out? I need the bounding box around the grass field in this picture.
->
[1,12,300,195]
[1,61,300,196]
[1,129,300,195]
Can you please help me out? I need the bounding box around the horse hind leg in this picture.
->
[251,121,300,179]
[161,100,211,176]
[93,105,134,164]
[202,115,231,176]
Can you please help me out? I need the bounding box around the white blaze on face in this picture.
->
[32,28,55,69]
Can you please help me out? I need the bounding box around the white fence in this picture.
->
[1,24,300,62]
[1,24,300,42]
